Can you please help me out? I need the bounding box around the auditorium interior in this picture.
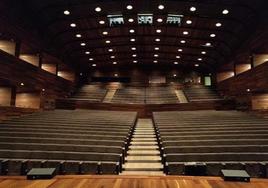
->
[0,0,268,187]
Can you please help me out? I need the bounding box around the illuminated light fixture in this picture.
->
[198,58,203,61]
[128,18,134,23]
[176,56,181,59]
[173,74,177,77]
[178,49,183,52]
[132,54,137,57]
[95,7,101,12]
[216,22,222,27]
[174,62,178,65]
[183,31,189,35]
[131,47,136,50]
[180,40,186,44]
[89,58,94,61]
[102,31,108,35]
[155,47,160,50]
[210,33,216,38]
[110,56,115,59]
[76,34,82,38]
[186,20,192,24]
[157,18,163,23]
[42,88,46,92]
[129,29,135,33]
[190,7,196,12]
[99,20,105,24]
[114,73,118,77]
[205,42,212,46]
[92,64,97,67]
[222,9,229,15]
[155,38,160,42]
[126,5,133,10]
[246,88,251,92]
[156,29,162,33]
[108,49,113,52]
[70,23,76,27]
[85,51,90,54]
[154,60,158,63]
[20,83,24,86]
[201,51,206,54]
[133,60,138,63]
[130,38,136,42]
[105,40,111,44]
[80,42,86,46]
[158,5,165,10]
[64,10,70,15]
[113,61,117,65]
[154,54,159,57]
[195,64,199,67]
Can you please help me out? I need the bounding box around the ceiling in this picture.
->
[3,0,268,73]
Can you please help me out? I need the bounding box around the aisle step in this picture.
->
[120,171,165,175]
[131,141,157,145]
[123,163,163,170]
[128,150,160,155]
[129,145,159,150]
[125,156,161,161]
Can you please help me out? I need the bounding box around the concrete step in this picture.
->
[128,150,160,155]
[125,155,161,162]
[129,145,159,150]
[123,163,163,170]
[120,171,165,176]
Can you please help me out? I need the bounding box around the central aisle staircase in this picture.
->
[121,119,164,175]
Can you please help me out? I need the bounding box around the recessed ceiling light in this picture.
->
[42,88,46,92]
[186,20,192,24]
[105,40,111,44]
[20,83,24,86]
[158,5,165,10]
[195,64,199,67]
[108,49,113,52]
[126,5,133,10]
[76,34,82,38]
[70,23,76,27]
[128,18,134,23]
[174,62,178,65]
[133,60,138,63]
[176,56,181,59]
[64,10,70,15]
[216,22,222,27]
[131,47,136,50]
[183,31,189,35]
[113,61,117,65]
[210,33,216,38]
[130,38,136,42]
[114,73,118,77]
[92,64,97,67]
[198,58,203,61]
[89,58,94,61]
[99,20,105,25]
[205,42,212,46]
[157,18,163,23]
[155,38,160,42]
[178,49,183,52]
[156,29,162,33]
[95,7,101,12]
[155,47,160,50]
[129,29,135,33]
[201,51,206,54]
[85,51,90,54]
[102,31,108,35]
[173,74,177,77]
[154,54,159,57]
[80,42,86,46]
[132,54,137,57]
[154,60,158,63]
[180,40,186,44]
[190,7,196,12]
[110,56,115,59]
[222,9,229,15]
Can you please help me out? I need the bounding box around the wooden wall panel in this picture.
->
[16,93,40,109]
[216,72,235,82]
[235,64,251,75]
[58,71,75,82]
[0,40,15,55]
[19,54,39,67]
[254,54,268,67]
[252,94,268,110]
[0,87,11,106]
[41,64,57,75]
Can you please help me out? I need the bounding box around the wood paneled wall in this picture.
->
[0,40,15,55]
[58,71,75,82]
[235,64,251,75]
[0,87,11,106]
[41,64,57,75]
[15,92,40,109]
[19,54,39,67]
[216,71,235,82]
[252,94,268,110]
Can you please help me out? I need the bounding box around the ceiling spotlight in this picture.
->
[114,73,118,77]
[105,40,111,44]
[128,18,134,23]
[156,29,162,33]
[157,18,163,23]
[95,7,102,12]
[102,31,108,35]
[133,60,138,63]
[110,56,115,59]
[186,20,192,24]
[174,62,178,65]
[198,58,203,61]
[183,31,189,35]
[178,49,183,52]
[222,9,229,15]
[130,38,136,42]
[42,88,46,92]
[210,33,216,38]
[132,54,137,57]
[216,22,222,27]
[129,29,135,33]
[176,56,181,59]
[173,74,177,77]
[158,5,165,10]
[154,54,159,57]
[195,64,199,67]
[92,64,97,67]
[131,47,136,50]
[180,40,186,44]
[20,83,24,86]
[70,23,76,27]
[85,51,90,54]
[76,34,82,38]
[155,47,160,50]
[190,7,196,12]
[113,61,117,65]
[99,20,105,25]
[201,51,206,54]
[126,5,133,10]
[155,38,160,42]
[80,42,86,46]
[108,48,113,52]
[89,58,94,61]
[64,10,70,15]
[153,60,158,63]
[205,42,212,46]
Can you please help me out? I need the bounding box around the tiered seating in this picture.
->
[0,106,38,121]
[183,85,221,102]
[111,87,145,104]
[146,87,179,104]
[70,84,107,102]
[0,110,137,175]
[153,111,268,177]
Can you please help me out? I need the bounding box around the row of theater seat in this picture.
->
[70,85,107,102]
[0,110,137,175]
[153,110,268,177]
[183,85,221,102]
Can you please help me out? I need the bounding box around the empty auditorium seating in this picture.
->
[146,86,179,104]
[183,85,221,102]
[0,110,137,175]
[153,110,268,177]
